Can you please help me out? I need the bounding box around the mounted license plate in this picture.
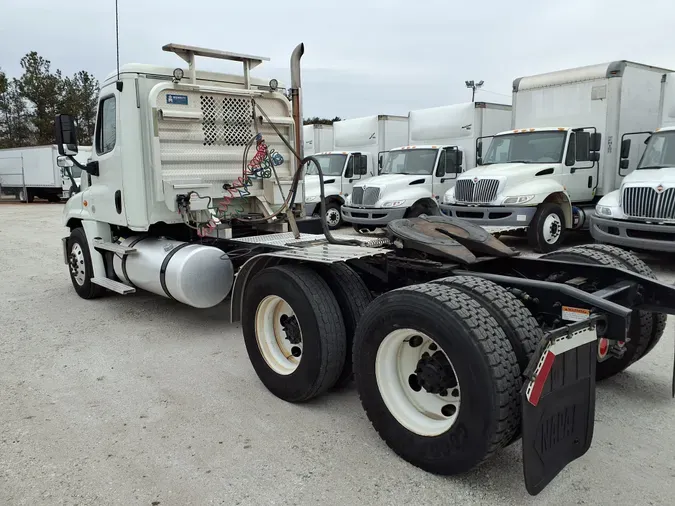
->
[521,320,599,496]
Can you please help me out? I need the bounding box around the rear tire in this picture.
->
[353,283,521,475]
[242,265,347,402]
[434,276,541,374]
[542,246,653,380]
[67,227,105,299]
[582,243,667,357]
[317,263,372,388]
[19,189,34,203]
[527,203,566,253]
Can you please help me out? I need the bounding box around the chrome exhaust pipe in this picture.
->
[290,43,304,162]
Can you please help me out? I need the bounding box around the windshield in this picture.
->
[305,154,347,176]
[381,149,438,175]
[482,131,567,164]
[637,131,675,169]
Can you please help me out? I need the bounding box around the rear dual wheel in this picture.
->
[242,263,371,401]
[353,282,523,474]
[542,245,665,380]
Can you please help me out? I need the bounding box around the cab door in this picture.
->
[342,153,369,194]
[432,147,463,201]
[86,85,126,225]
[563,129,600,202]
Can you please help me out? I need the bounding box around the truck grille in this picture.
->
[622,186,675,220]
[455,179,500,203]
[351,187,380,206]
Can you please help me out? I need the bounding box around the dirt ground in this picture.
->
[1,203,674,506]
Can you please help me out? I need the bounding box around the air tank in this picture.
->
[112,237,234,308]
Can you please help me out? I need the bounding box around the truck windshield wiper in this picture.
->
[637,165,675,170]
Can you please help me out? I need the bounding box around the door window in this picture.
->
[96,96,117,155]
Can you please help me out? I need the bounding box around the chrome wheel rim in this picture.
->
[542,213,562,244]
[69,243,86,286]
[326,207,341,227]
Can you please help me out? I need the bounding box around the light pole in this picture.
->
[465,80,484,102]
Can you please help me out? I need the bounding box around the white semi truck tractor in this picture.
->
[304,114,408,229]
[54,42,675,496]
[440,61,670,252]
[341,102,511,233]
[591,71,675,252]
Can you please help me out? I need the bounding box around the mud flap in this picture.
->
[521,318,601,496]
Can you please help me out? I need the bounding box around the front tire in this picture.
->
[242,265,347,402]
[527,203,566,253]
[324,201,343,230]
[353,283,521,475]
[67,227,105,299]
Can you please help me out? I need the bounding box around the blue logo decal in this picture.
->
[166,94,188,105]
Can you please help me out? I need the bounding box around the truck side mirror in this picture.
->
[54,114,79,156]
[620,139,631,159]
[57,156,73,168]
[589,151,600,162]
[378,153,383,168]
[590,132,602,152]
[619,158,630,170]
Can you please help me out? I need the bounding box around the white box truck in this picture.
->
[305,114,408,228]
[341,102,511,232]
[591,71,675,251]
[302,124,333,156]
[440,61,670,252]
[0,145,92,202]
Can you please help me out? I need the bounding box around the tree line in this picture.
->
[0,52,98,149]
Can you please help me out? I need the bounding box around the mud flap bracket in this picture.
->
[521,316,602,496]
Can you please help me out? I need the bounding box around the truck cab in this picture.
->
[341,145,463,231]
[441,127,601,251]
[591,126,675,251]
[304,150,372,228]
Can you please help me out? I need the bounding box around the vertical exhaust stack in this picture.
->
[290,43,305,212]
[290,43,305,163]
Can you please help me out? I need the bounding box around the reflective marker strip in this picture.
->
[528,351,555,407]
[526,325,598,406]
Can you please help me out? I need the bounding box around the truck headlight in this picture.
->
[381,200,406,208]
[305,195,320,203]
[596,205,613,217]
[502,195,534,205]
[442,189,456,204]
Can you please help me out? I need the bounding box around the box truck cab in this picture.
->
[304,114,407,228]
[342,102,511,232]
[441,61,669,252]
[591,72,675,251]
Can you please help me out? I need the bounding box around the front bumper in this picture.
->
[304,202,319,216]
[341,205,407,225]
[440,204,537,227]
[590,213,675,252]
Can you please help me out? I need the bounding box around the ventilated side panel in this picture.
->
[156,90,294,186]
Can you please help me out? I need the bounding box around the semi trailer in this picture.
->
[304,114,408,228]
[440,61,671,252]
[341,102,511,232]
[55,42,675,496]
[591,71,675,251]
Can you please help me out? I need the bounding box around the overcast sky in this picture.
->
[1,0,674,118]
